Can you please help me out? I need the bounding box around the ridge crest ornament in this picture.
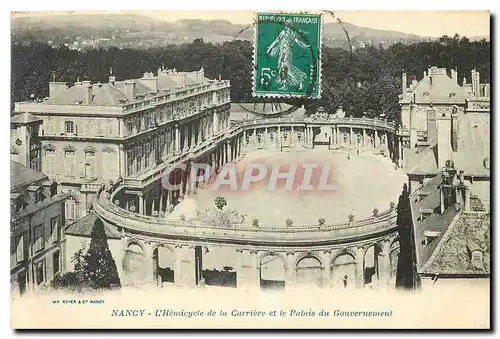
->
[253,12,322,99]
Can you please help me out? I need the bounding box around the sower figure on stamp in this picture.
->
[266,19,309,91]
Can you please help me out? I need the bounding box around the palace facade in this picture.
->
[12,67,231,221]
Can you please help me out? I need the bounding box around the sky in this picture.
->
[11,10,490,38]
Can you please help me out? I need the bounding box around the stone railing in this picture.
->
[95,190,397,245]
[118,115,397,189]
[234,116,396,132]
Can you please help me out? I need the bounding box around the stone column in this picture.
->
[377,241,391,289]
[321,251,331,289]
[213,112,219,135]
[253,128,257,144]
[355,247,365,289]
[174,245,182,287]
[265,127,268,145]
[235,248,244,288]
[175,125,180,153]
[251,250,260,289]
[350,127,354,146]
[464,186,471,211]
[243,130,247,148]
[138,194,144,214]
[375,129,380,148]
[286,252,296,286]
[363,128,366,147]
[144,242,157,286]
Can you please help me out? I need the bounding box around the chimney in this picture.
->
[48,82,68,98]
[451,107,459,152]
[402,71,407,93]
[475,70,481,98]
[139,72,158,93]
[471,69,477,97]
[484,83,490,97]
[123,80,136,101]
[426,108,437,141]
[92,82,102,95]
[198,67,205,82]
[451,68,458,84]
[437,112,452,168]
[82,80,92,105]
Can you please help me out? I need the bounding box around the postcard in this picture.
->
[10,10,490,329]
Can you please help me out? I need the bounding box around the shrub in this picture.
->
[214,196,227,210]
[252,218,259,227]
[286,218,293,227]
[390,202,395,210]
[318,218,326,226]
[373,208,379,217]
[348,214,355,222]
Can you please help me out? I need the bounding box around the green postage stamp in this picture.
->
[253,12,322,99]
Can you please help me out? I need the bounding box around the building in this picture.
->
[408,163,490,289]
[10,112,43,171]
[400,67,490,202]
[12,67,231,221]
[10,161,68,296]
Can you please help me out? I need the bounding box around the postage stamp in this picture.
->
[253,12,322,99]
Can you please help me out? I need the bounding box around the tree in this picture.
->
[214,196,227,210]
[395,183,420,290]
[84,218,121,289]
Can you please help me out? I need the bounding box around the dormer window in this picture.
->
[467,239,484,270]
[423,92,430,97]
[449,92,456,98]
[423,231,440,246]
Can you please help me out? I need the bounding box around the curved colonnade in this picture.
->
[95,116,403,290]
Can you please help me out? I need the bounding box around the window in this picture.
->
[15,234,25,263]
[66,197,76,221]
[50,216,60,243]
[65,121,74,134]
[35,260,45,286]
[127,149,134,176]
[44,150,55,176]
[136,146,143,172]
[34,224,45,253]
[53,251,60,275]
[136,117,142,132]
[85,151,96,178]
[65,150,76,176]
[35,189,45,203]
[144,143,150,168]
[127,120,134,135]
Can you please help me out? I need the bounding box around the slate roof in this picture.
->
[42,69,212,106]
[11,113,43,125]
[400,67,466,105]
[420,213,490,275]
[404,139,439,176]
[10,161,47,191]
[65,212,121,239]
[410,171,491,276]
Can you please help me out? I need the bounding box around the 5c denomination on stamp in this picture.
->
[253,12,322,99]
